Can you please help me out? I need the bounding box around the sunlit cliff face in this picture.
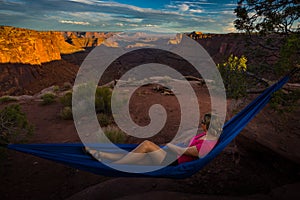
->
[0,26,114,65]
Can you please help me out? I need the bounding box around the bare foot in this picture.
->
[85,147,102,161]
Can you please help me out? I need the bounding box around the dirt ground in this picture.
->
[0,83,299,200]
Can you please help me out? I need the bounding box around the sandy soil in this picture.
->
[0,83,300,200]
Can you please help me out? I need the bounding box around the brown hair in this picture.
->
[202,113,211,129]
[202,113,222,137]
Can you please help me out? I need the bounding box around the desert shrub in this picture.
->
[60,92,72,107]
[53,85,60,93]
[0,96,17,104]
[97,113,112,127]
[270,89,300,113]
[276,33,300,75]
[103,125,126,143]
[41,93,56,105]
[0,104,34,145]
[60,106,73,120]
[62,82,72,91]
[70,84,112,119]
[95,87,112,114]
[217,54,248,99]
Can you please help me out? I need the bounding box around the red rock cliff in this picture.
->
[61,31,114,48]
[0,26,84,65]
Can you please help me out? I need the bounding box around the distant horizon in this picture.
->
[0,0,238,34]
[1,24,236,34]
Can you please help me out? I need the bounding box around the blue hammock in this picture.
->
[7,72,294,179]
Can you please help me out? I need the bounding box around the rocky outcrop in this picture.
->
[196,33,247,64]
[227,96,300,165]
[62,31,114,48]
[0,59,80,96]
[0,26,84,65]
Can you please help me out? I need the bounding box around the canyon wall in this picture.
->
[0,26,114,65]
[0,26,84,65]
[0,26,112,95]
[0,26,250,66]
[61,31,114,48]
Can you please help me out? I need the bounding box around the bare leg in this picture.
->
[100,151,125,161]
[86,149,153,165]
[85,147,125,161]
[113,140,167,165]
[85,140,167,165]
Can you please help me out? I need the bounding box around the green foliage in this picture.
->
[71,83,99,119]
[97,113,112,127]
[95,87,112,114]
[74,82,95,98]
[60,92,72,107]
[41,93,56,105]
[0,104,34,144]
[234,0,299,77]
[276,33,300,74]
[0,96,17,104]
[234,0,299,35]
[73,83,112,117]
[62,82,72,91]
[66,84,112,120]
[53,85,60,93]
[270,89,300,113]
[60,106,73,120]
[217,55,248,99]
[103,125,126,143]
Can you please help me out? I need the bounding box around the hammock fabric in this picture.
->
[7,72,295,179]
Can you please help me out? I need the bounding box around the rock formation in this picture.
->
[0,59,80,96]
[0,26,84,65]
[61,31,114,48]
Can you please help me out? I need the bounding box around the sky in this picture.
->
[0,0,238,33]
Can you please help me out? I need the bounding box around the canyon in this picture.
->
[0,26,299,166]
[0,26,251,96]
[0,26,112,95]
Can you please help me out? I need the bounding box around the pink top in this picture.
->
[177,132,217,164]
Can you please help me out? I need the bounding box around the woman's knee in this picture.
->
[141,140,152,147]
[141,140,155,151]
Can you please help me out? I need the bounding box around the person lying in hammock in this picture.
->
[85,113,222,166]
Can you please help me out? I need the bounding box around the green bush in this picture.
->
[62,82,72,91]
[41,93,56,105]
[217,54,248,99]
[97,113,112,127]
[270,89,300,113]
[95,87,112,114]
[60,106,73,120]
[103,125,126,143]
[60,92,72,107]
[66,85,112,119]
[53,85,60,93]
[0,96,17,104]
[276,33,300,75]
[0,104,34,145]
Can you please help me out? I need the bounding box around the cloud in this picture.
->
[1,0,25,5]
[145,24,157,27]
[178,4,189,12]
[223,22,236,33]
[172,0,215,5]
[68,0,102,5]
[129,24,139,27]
[190,9,203,13]
[0,0,239,33]
[59,20,90,25]
[116,22,124,27]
